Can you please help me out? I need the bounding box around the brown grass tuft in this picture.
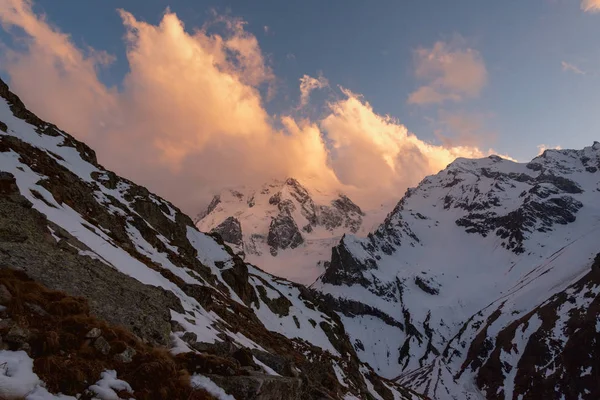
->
[0,268,221,399]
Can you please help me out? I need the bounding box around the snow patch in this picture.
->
[190,375,235,400]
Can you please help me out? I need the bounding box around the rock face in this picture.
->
[211,216,243,246]
[195,177,374,284]
[267,212,304,253]
[315,145,600,398]
[0,77,419,399]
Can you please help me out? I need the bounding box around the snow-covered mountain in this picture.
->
[195,179,388,284]
[0,79,421,399]
[2,72,598,400]
[315,145,600,398]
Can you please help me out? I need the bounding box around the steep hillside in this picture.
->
[0,78,421,399]
[315,144,600,398]
[195,180,387,284]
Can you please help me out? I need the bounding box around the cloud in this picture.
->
[537,144,562,155]
[408,38,487,105]
[319,89,500,205]
[0,0,505,213]
[298,74,328,108]
[581,0,600,12]
[561,61,586,75]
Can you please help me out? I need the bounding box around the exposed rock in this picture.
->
[93,336,111,355]
[0,179,183,345]
[85,328,102,339]
[113,346,136,363]
[232,347,258,368]
[210,216,243,246]
[182,331,198,345]
[195,195,221,222]
[321,236,376,287]
[267,213,304,251]
[251,349,296,377]
[256,284,291,317]
[414,276,440,295]
[220,256,258,307]
[5,326,30,345]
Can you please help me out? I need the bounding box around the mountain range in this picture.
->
[0,76,598,399]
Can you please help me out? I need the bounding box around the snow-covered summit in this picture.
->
[195,177,385,284]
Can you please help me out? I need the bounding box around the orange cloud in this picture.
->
[408,37,487,105]
[537,144,562,155]
[320,89,498,205]
[0,0,507,213]
[582,0,600,12]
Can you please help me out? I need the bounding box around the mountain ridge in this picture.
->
[0,77,420,400]
[314,143,600,398]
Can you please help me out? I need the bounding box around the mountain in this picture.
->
[195,179,387,284]
[2,73,598,400]
[314,145,600,398]
[0,79,421,400]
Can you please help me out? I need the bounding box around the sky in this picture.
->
[0,0,599,214]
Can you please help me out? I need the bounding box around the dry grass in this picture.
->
[0,268,229,399]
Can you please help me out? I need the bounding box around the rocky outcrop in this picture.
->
[211,216,243,246]
[320,236,376,287]
[267,212,304,253]
[0,172,182,345]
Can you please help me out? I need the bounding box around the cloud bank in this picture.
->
[0,0,502,213]
[408,38,487,105]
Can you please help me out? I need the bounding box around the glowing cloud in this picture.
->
[0,0,505,213]
[537,144,562,155]
[582,0,600,12]
[408,38,487,105]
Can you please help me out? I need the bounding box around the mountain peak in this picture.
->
[195,177,370,283]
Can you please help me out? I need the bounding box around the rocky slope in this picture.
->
[195,179,385,284]
[0,78,421,399]
[315,144,600,398]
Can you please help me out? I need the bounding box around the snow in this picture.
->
[0,350,44,399]
[339,315,405,378]
[313,145,600,395]
[169,333,192,355]
[25,386,76,399]
[190,375,235,400]
[249,267,340,355]
[0,350,77,400]
[332,363,348,387]
[87,370,133,400]
[195,178,392,285]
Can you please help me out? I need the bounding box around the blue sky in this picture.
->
[0,0,598,211]
[15,0,599,161]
